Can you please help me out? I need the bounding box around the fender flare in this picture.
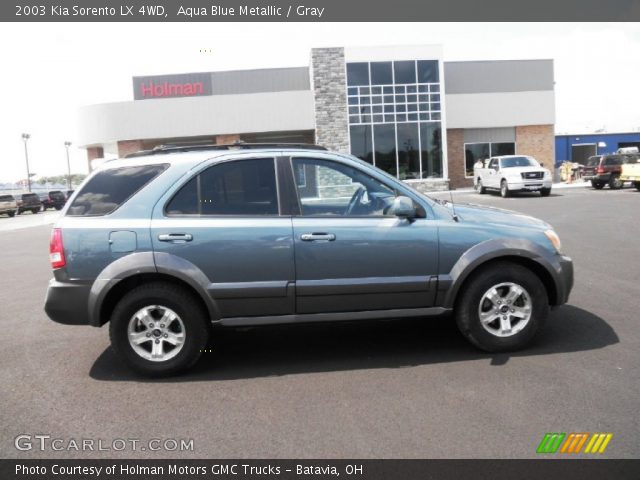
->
[88,251,220,326]
[439,238,562,309]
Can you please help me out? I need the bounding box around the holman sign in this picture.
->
[132,72,213,100]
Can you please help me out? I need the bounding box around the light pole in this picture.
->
[64,141,72,190]
[21,133,31,192]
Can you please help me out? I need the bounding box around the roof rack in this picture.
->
[125,141,327,158]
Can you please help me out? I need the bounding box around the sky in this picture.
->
[0,22,639,183]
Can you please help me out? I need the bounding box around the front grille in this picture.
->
[521,171,544,179]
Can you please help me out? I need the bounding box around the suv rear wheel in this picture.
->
[591,180,604,189]
[109,282,209,376]
[609,175,623,190]
[455,262,549,352]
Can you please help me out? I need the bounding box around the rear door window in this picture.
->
[0,195,14,202]
[166,158,278,216]
[67,164,167,216]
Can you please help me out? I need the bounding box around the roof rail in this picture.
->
[125,141,327,158]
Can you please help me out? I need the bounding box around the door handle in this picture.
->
[158,233,193,243]
[301,233,336,242]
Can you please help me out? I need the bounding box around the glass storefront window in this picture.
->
[349,125,373,164]
[347,63,369,86]
[418,60,439,83]
[346,59,443,180]
[374,124,397,176]
[370,62,393,85]
[397,123,420,180]
[394,61,416,84]
[464,142,516,177]
[420,124,443,178]
[492,142,516,156]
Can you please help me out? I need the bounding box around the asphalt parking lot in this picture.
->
[0,186,638,459]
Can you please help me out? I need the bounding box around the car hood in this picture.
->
[446,202,551,230]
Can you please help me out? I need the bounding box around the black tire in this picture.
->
[54,205,62,210]
[109,282,209,376]
[7,211,15,217]
[634,182,640,192]
[540,188,551,197]
[31,208,39,214]
[500,180,510,198]
[609,175,623,190]
[476,179,486,194]
[592,181,604,190]
[455,261,549,352]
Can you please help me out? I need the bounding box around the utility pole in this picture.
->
[64,141,72,190]
[21,133,31,192]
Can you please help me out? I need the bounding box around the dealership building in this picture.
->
[78,45,555,190]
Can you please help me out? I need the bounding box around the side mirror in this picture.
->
[388,196,416,219]
[540,162,545,167]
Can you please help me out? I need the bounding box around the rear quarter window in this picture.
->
[67,164,167,216]
[0,195,14,202]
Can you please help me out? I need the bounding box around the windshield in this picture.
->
[586,156,601,166]
[501,156,538,168]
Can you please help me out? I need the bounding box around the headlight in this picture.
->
[544,230,562,253]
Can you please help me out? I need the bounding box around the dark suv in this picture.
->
[44,144,573,376]
[583,154,639,189]
[38,190,67,210]
[16,193,41,214]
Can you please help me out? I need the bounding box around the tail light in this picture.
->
[49,228,66,269]
[596,166,605,174]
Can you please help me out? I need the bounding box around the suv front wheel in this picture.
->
[109,282,209,376]
[455,262,549,352]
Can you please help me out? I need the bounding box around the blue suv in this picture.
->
[45,144,573,376]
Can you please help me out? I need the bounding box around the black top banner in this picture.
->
[5,0,640,21]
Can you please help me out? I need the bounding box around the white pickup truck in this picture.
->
[474,155,552,198]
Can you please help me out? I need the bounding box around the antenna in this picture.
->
[449,185,459,222]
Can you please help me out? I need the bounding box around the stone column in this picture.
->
[310,47,349,153]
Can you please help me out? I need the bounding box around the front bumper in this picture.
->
[44,279,91,325]
[553,255,574,306]
[507,180,553,191]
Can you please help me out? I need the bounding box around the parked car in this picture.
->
[0,194,17,217]
[582,154,639,189]
[620,160,640,191]
[16,193,41,214]
[474,155,552,197]
[38,190,67,210]
[65,190,75,201]
[44,144,573,376]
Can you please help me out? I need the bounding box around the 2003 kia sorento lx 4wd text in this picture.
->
[44,144,573,376]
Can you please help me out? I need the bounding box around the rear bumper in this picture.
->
[584,174,610,182]
[44,279,91,325]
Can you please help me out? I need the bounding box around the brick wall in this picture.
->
[311,47,349,153]
[516,124,555,174]
[446,129,472,189]
[86,146,104,171]
[117,140,145,158]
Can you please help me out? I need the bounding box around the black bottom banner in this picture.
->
[2,459,640,480]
